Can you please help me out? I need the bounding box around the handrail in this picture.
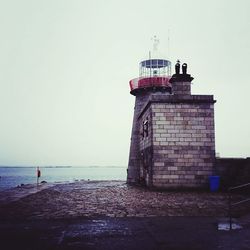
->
[229,183,250,191]
[228,182,250,230]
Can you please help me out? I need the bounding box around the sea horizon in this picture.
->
[0,166,127,190]
[0,165,126,168]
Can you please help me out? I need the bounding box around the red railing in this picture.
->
[129,76,171,92]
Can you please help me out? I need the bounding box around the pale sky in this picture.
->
[0,0,249,166]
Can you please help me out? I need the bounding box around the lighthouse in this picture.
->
[127,45,216,189]
[127,57,172,184]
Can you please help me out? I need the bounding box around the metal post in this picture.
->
[229,189,232,230]
[228,182,250,230]
[37,167,38,187]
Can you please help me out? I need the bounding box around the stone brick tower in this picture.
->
[127,59,216,189]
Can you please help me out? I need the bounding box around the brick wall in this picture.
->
[139,94,216,189]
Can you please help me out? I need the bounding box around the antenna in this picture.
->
[149,50,152,79]
[151,35,160,54]
[167,29,170,59]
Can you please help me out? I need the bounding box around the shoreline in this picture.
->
[0,179,125,204]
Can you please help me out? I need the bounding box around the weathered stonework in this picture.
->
[137,90,216,189]
[127,93,152,184]
[127,61,216,189]
[127,91,173,184]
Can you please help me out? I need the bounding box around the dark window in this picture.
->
[143,120,149,137]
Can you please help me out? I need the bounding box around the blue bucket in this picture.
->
[209,176,220,192]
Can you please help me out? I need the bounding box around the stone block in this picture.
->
[175,142,189,146]
[174,117,184,121]
[153,141,160,146]
[158,149,174,154]
[154,162,164,167]
[159,117,167,121]
[160,133,171,138]
[160,141,170,146]
[154,134,161,138]
[155,113,164,116]
[185,175,195,179]
[168,153,179,158]
[168,166,178,171]
[152,108,161,112]
[167,137,180,142]
[156,137,167,142]
[156,120,168,125]
[154,129,167,133]
[162,174,179,179]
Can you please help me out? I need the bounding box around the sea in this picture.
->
[0,166,127,191]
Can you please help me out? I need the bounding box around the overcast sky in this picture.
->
[0,0,249,166]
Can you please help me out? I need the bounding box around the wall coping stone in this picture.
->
[138,94,216,119]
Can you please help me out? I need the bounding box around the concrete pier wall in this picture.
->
[215,157,250,189]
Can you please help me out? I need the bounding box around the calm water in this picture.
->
[0,166,127,190]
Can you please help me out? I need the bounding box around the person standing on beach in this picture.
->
[37,167,41,186]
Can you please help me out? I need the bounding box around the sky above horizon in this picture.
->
[0,0,249,166]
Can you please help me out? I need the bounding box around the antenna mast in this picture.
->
[151,35,160,56]
[167,29,170,59]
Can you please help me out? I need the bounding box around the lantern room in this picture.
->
[129,58,172,96]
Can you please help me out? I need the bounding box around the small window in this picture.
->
[143,120,149,137]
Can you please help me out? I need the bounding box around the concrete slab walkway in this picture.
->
[0,180,249,249]
[1,217,250,250]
